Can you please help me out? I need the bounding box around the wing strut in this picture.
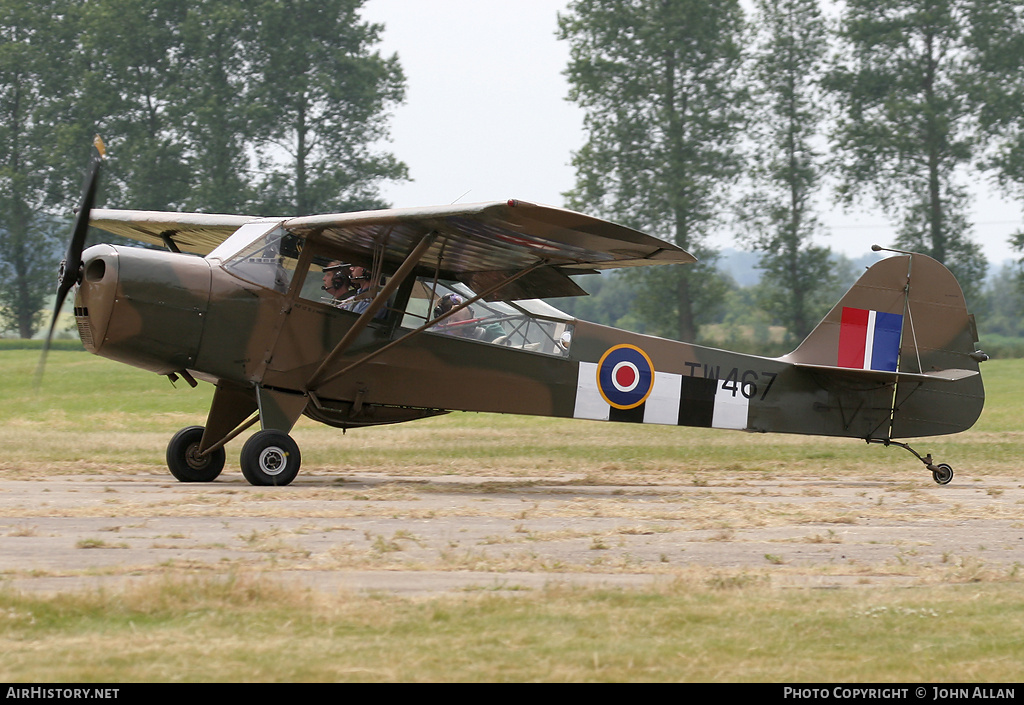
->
[305,231,438,391]
[307,260,548,394]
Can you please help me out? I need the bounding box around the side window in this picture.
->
[299,258,358,307]
[401,278,573,357]
[297,256,391,320]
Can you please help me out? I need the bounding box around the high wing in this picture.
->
[289,200,695,299]
[91,200,695,299]
[90,209,257,255]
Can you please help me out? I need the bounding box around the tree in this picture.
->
[739,0,836,343]
[965,0,1024,267]
[177,1,255,213]
[62,0,259,215]
[558,0,747,341]
[55,0,406,219]
[74,0,192,211]
[975,262,1024,338]
[0,0,67,338]
[548,272,639,330]
[826,0,988,300]
[249,0,408,216]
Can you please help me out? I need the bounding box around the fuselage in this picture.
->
[73,236,984,442]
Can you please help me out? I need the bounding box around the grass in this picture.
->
[1,350,1023,681]
[1,575,1023,682]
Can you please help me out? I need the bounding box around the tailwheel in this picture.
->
[866,438,955,485]
[166,426,225,482]
[931,463,954,486]
[240,430,301,486]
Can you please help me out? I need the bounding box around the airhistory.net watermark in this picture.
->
[6,689,118,700]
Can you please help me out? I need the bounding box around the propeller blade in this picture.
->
[35,139,105,385]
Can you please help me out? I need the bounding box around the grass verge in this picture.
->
[1,574,1023,682]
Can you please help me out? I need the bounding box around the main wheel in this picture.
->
[931,463,954,485]
[166,426,225,482]
[240,430,301,486]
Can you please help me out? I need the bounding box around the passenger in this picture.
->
[433,293,504,341]
[433,293,469,324]
[342,265,388,319]
[342,266,374,312]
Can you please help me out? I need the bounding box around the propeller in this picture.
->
[35,136,106,384]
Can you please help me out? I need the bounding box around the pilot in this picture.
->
[322,262,354,304]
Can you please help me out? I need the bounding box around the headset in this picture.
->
[434,293,467,319]
[322,263,352,294]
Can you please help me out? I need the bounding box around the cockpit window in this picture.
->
[402,278,574,357]
[222,226,302,293]
[300,258,353,307]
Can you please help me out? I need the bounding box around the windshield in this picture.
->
[222,225,302,294]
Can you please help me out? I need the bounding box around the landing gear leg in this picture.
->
[866,438,954,485]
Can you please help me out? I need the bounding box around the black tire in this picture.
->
[931,463,953,485]
[239,430,301,486]
[166,426,225,482]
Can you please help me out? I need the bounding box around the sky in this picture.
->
[361,0,1022,266]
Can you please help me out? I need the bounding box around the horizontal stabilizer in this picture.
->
[792,362,978,384]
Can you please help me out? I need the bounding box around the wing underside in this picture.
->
[289,200,695,299]
[89,209,256,255]
[91,200,696,299]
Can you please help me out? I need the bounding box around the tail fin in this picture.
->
[782,252,986,437]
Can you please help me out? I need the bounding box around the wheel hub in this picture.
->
[185,444,210,470]
[258,447,288,476]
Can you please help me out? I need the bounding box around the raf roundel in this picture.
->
[596,344,655,410]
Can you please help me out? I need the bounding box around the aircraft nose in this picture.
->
[74,244,119,352]
[74,244,213,374]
